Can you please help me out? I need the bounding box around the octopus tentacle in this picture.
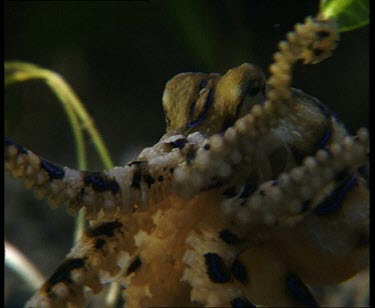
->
[173,17,338,195]
[181,228,253,307]
[4,134,204,218]
[223,128,369,228]
[25,219,136,308]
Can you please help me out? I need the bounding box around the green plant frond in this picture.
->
[5,61,120,305]
[320,0,369,32]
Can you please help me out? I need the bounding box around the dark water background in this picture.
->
[4,1,369,307]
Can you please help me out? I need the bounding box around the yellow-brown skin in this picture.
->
[163,63,266,136]
[4,16,368,308]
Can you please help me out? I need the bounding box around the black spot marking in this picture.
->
[87,221,122,237]
[95,238,105,249]
[84,172,119,194]
[169,168,174,174]
[170,138,187,149]
[259,190,266,196]
[44,258,85,291]
[126,256,142,275]
[286,274,317,307]
[143,174,155,188]
[188,88,214,128]
[204,143,211,150]
[204,253,231,283]
[315,175,357,215]
[312,48,324,57]
[131,169,142,190]
[317,30,330,39]
[231,259,248,284]
[41,160,65,180]
[186,147,196,164]
[222,186,237,198]
[231,297,256,307]
[4,137,28,154]
[158,175,164,182]
[219,229,240,244]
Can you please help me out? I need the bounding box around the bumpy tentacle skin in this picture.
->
[4,16,368,308]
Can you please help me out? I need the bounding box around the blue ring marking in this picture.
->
[315,175,357,215]
[286,274,318,307]
[188,88,214,128]
[316,125,331,149]
[239,180,256,199]
[41,160,65,180]
[4,137,28,154]
[204,253,231,283]
[231,259,248,283]
[230,297,256,308]
[84,173,119,194]
[199,79,208,90]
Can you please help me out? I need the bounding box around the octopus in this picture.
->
[4,15,369,308]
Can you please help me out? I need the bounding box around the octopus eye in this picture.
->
[245,80,262,97]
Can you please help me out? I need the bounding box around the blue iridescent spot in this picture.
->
[316,125,331,149]
[286,274,317,307]
[4,137,27,154]
[41,160,65,180]
[188,88,214,128]
[315,175,357,215]
[230,297,256,308]
[199,79,208,90]
[84,173,119,194]
[204,253,231,283]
